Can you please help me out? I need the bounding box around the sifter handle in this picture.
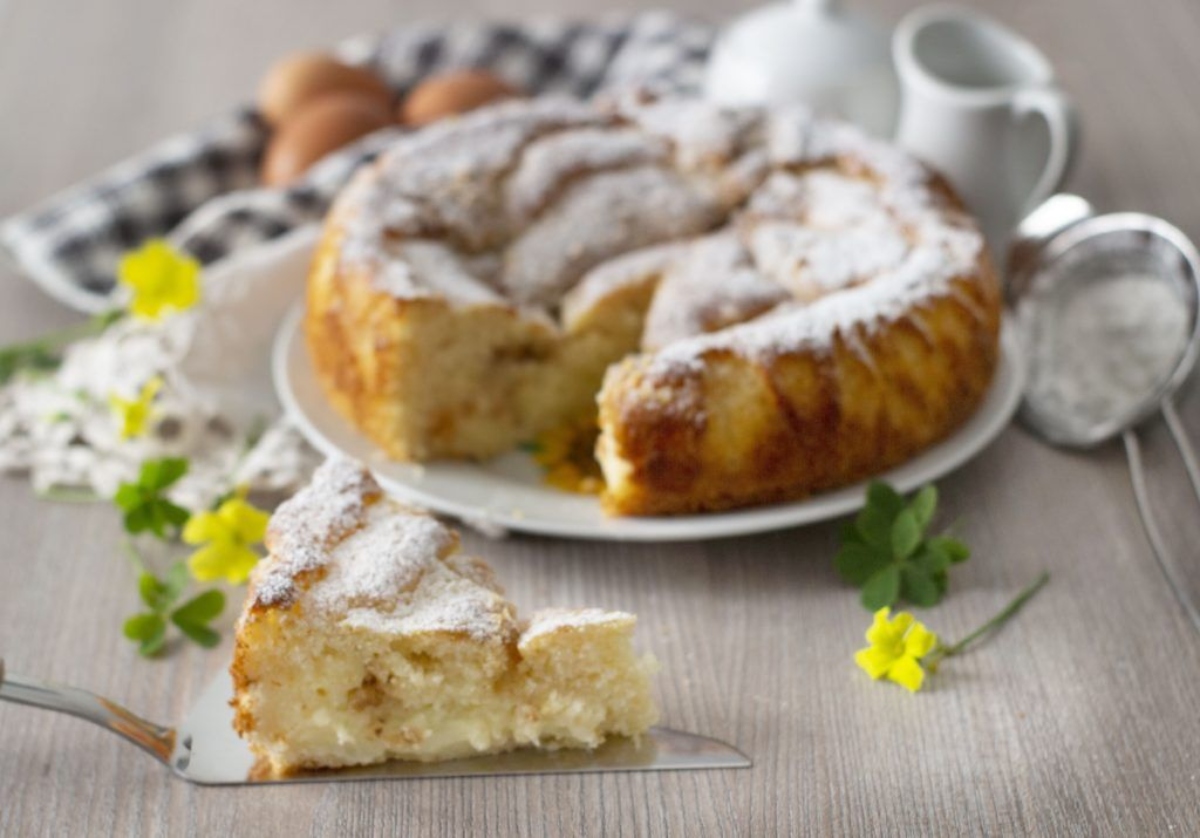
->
[1123,428,1200,634]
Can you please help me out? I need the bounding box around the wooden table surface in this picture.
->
[3,0,1200,834]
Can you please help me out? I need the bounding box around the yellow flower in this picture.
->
[855,607,939,693]
[118,239,201,321]
[108,376,163,440]
[183,491,269,585]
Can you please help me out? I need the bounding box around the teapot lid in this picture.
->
[713,0,890,69]
[705,0,896,134]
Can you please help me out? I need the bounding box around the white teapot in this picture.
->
[704,0,898,137]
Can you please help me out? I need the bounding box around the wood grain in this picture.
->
[3,0,1200,834]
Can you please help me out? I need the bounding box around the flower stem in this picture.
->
[122,538,149,575]
[929,572,1050,666]
[32,309,124,349]
[35,486,102,504]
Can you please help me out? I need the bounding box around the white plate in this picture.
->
[274,305,1025,541]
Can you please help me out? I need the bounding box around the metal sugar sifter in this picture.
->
[1009,195,1200,631]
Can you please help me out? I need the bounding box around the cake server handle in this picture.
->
[0,657,176,764]
[1123,429,1200,634]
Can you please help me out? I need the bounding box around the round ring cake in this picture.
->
[305,94,1001,516]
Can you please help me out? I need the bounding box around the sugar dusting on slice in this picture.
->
[253,461,632,643]
[520,607,634,645]
[253,459,379,607]
[315,501,516,642]
[311,505,457,611]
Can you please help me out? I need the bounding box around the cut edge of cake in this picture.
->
[304,96,1001,516]
[231,459,659,776]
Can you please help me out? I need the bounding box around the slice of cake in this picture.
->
[230,459,658,775]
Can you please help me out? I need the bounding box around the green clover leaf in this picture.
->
[836,542,892,586]
[170,590,225,649]
[124,542,225,658]
[891,509,922,560]
[929,535,970,564]
[836,481,971,610]
[855,481,904,550]
[114,457,191,538]
[171,589,225,624]
[900,566,942,608]
[867,481,906,518]
[141,457,188,492]
[913,544,952,576]
[910,485,938,530]
[862,565,901,611]
[123,613,167,657]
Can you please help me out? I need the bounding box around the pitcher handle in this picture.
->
[1012,86,1080,216]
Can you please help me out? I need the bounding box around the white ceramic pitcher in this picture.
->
[893,5,1078,251]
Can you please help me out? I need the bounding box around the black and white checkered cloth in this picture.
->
[0,12,713,313]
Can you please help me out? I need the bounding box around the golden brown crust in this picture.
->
[598,261,1001,515]
[304,98,1004,516]
[306,217,407,458]
[229,464,659,774]
[306,183,655,462]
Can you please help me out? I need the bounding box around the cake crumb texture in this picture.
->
[305,95,1001,515]
[232,460,658,774]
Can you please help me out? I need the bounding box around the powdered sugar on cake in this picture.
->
[505,128,670,221]
[559,242,689,329]
[253,460,512,639]
[625,97,761,170]
[623,104,982,376]
[327,94,983,366]
[372,241,504,305]
[521,607,634,644]
[252,461,632,643]
[336,98,608,301]
[647,243,969,374]
[312,507,456,610]
[641,234,788,350]
[501,165,721,306]
[318,503,515,641]
[253,458,379,607]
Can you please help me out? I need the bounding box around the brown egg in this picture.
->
[261,94,392,186]
[400,69,522,127]
[258,52,392,127]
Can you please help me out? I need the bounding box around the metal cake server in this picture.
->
[0,657,750,784]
